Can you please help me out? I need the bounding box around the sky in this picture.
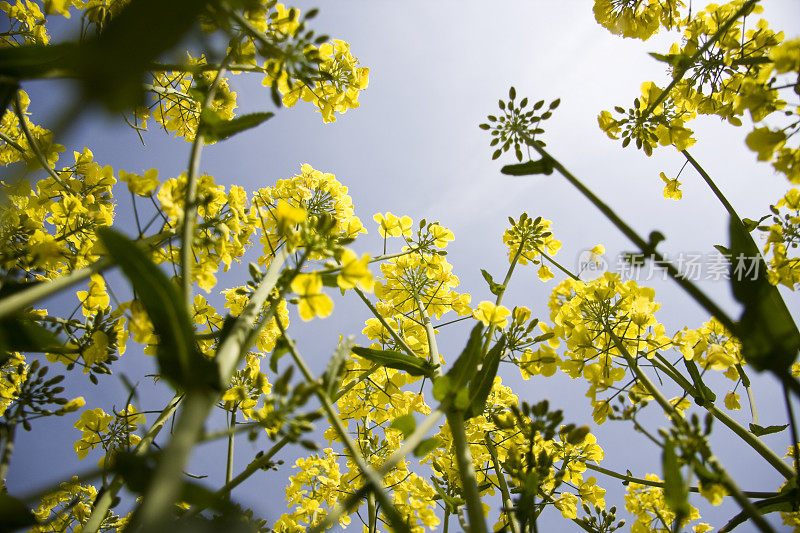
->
[8,0,800,531]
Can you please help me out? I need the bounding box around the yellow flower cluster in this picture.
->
[73,404,145,466]
[503,214,561,281]
[135,54,238,143]
[273,448,347,531]
[548,273,671,423]
[33,476,128,532]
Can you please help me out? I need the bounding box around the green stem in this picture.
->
[484,433,519,533]
[481,243,523,355]
[681,150,742,222]
[707,403,793,479]
[0,405,21,488]
[82,393,183,533]
[446,412,488,533]
[182,434,292,518]
[584,463,777,498]
[180,51,232,308]
[226,409,236,488]
[654,356,794,479]
[606,327,778,531]
[367,492,377,533]
[537,491,595,533]
[415,295,441,377]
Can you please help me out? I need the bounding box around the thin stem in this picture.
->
[0,227,178,320]
[226,409,236,488]
[484,433,520,533]
[654,356,794,480]
[0,405,21,487]
[180,52,233,308]
[606,327,778,531]
[706,403,793,479]
[584,463,777,498]
[415,295,440,377]
[531,143,738,342]
[537,491,595,533]
[182,434,292,518]
[784,385,800,477]
[12,91,72,193]
[446,412,488,533]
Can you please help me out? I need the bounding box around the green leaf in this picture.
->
[97,228,219,390]
[351,346,434,377]
[390,414,416,438]
[480,269,505,296]
[445,324,484,390]
[413,436,440,457]
[200,110,274,142]
[662,439,690,522]
[0,42,78,79]
[269,336,290,373]
[77,0,212,110]
[322,336,354,399]
[0,315,62,360]
[749,423,789,437]
[464,336,506,420]
[728,216,800,373]
[500,157,554,176]
[0,494,36,533]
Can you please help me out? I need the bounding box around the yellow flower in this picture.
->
[291,273,333,320]
[724,391,741,410]
[746,127,786,161]
[472,301,511,329]
[273,199,307,235]
[373,212,412,238]
[337,249,374,291]
[119,168,159,196]
[660,172,682,200]
[537,264,554,281]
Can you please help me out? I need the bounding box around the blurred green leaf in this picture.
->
[662,439,690,522]
[413,436,440,457]
[390,414,416,438]
[728,216,800,373]
[0,494,36,533]
[98,228,219,390]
